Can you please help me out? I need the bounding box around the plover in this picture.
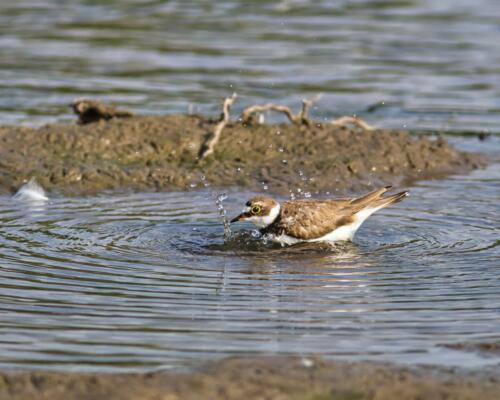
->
[231,186,408,245]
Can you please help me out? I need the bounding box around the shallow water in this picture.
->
[1,0,500,133]
[0,138,498,372]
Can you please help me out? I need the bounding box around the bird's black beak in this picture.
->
[230,212,250,223]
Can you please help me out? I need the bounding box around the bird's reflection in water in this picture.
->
[211,236,377,310]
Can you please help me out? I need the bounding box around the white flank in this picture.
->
[246,203,281,228]
[13,178,49,202]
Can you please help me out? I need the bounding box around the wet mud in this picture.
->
[0,113,487,196]
[1,356,499,400]
[442,341,500,356]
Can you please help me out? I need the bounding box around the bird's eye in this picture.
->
[251,205,262,215]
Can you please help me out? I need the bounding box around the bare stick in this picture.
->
[300,99,312,123]
[199,93,237,160]
[241,94,323,126]
[241,103,298,125]
[299,93,323,126]
[330,116,375,131]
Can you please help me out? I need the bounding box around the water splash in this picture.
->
[251,229,262,238]
[215,193,232,240]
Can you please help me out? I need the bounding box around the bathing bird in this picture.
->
[231,186,408,245]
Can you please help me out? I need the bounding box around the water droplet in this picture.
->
[215,193,231,240]
[217,193,227,201]
[251,230,261,238]
[297,170,309,181]
[301,358,314,368]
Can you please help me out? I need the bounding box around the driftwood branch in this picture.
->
[240,94,322,126]
[241,103,297,125]
[198,93,237,160]
[198,95,375,160]
[298,94,323,125]
[71,99,134,125]
[331,116,375,131]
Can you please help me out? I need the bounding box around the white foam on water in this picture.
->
[13,178,49,202]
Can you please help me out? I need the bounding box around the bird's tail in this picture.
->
[350,186,409,213]
[371,189,409,209]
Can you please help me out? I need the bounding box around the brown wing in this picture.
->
[349,186,391,206]
[276,199,354,240]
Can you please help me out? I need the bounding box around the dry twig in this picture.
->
[241,103,297,125]
[240,94,322,126]
[198,95,374,160]
[198,93,237,160]
[298,93,323,125]
[330,116,375,131]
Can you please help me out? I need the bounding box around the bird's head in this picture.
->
[230,196,280,228]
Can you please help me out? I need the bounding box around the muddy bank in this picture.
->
[0,114,486,196]
[1,357,499,400]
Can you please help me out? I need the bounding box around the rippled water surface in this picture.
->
[0,138,499,372]
[1,0,500,132]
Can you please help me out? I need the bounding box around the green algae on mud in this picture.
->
[1,357,499,400]
[0,114,487,196]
